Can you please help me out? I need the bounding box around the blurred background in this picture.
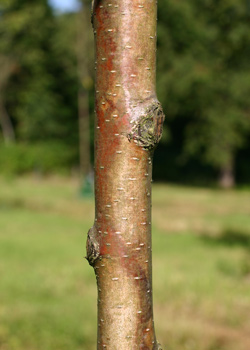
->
[0,0,250,349]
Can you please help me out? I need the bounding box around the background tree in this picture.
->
[157,0,250,187]
[0,0,250,185]
[0,0,80,172]
[77,0,94,193]
[0,55,16,144]
[0,0,56,140]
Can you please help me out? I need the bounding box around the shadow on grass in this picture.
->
[0,197,49,212]
[201,229,250,278]
[201,228,250,249]
[0,197,26,210]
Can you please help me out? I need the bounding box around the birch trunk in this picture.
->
[86,1,165,349]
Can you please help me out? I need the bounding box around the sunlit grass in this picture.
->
[0,176,250,350]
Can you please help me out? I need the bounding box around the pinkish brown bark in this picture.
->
[86,1,164,349]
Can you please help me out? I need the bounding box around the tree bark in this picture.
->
[0,96,15,144]
[218,160,235,189]
[0,56,16,144]
[86,1,165,349]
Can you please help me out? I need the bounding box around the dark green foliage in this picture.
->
[0,0,250,184]
[0,0,82,169]
[0,142,76,175]
[157,0,250,183]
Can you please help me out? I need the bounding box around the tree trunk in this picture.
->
[218,160,235,189]
[0,96,15,144]
[86,1,165,349]
[78,87,91,177]
[0,56,16,144]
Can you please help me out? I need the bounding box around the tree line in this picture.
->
[0,0,250,187]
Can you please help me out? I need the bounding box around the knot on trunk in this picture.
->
[128,100,165,150]
[86,226,100,266]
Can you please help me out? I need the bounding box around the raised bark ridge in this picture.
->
[86,0,165,349]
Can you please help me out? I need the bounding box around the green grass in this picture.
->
[0,176,250,350]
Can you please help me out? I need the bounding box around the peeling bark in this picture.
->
[86,0,165,349]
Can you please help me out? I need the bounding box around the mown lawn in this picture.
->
[0,176,250,350]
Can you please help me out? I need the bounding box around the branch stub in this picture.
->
[128,101,165,150]
[86,226,100,266]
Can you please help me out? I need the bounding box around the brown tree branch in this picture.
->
[86,1,165,348]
